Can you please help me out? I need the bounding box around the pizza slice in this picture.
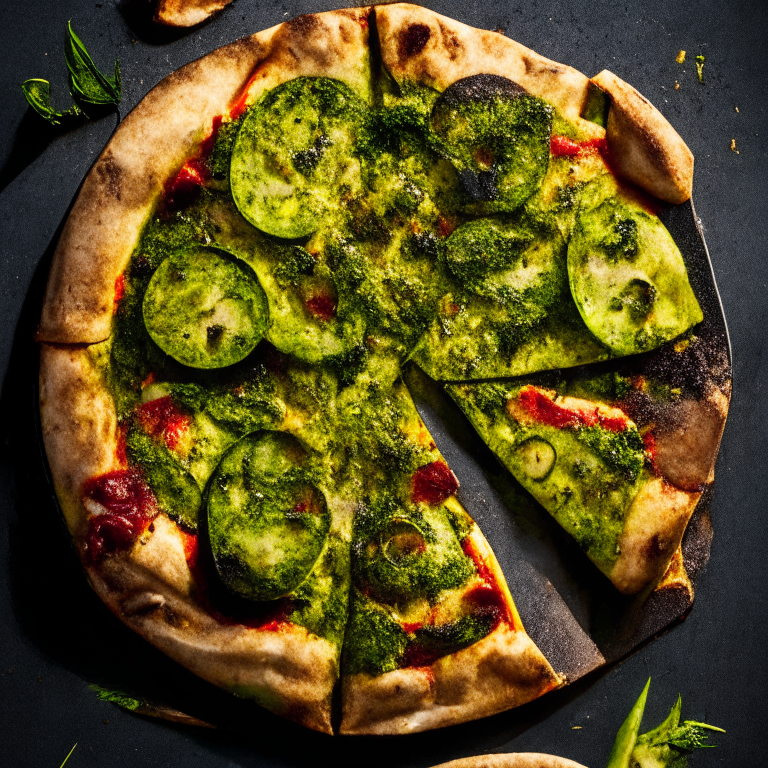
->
[374,3,702,380]
[447,335,729,594]
[336,378,560,734]
[40,342,350,733]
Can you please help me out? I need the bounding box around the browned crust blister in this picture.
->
[37,2,721,736]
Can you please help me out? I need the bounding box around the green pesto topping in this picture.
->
[288,531,351,644]
[125,425,202,530]
[429,74,552,214]
[352,497,474,604]
[230,77,366,238]
[412,612,496,657]
[445,217,533,293]
[143,246,268,369]
[271,245,317,288]
[341,384,425,475]
[344,595,407,676]
[577,425,645,482]
[169,368,284,435]
[207,431,330,602]
[208,114,245,183]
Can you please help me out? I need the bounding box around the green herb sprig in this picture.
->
[21,22,121,125]
[606,679,725,768]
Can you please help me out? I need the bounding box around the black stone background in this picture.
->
[1,0,766,765]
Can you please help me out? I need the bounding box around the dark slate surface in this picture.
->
[1,1,766,766]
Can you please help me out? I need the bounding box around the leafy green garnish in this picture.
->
[65,21,121,106]
[21,22,121,125]
[606,680,724,768]
[89,683,143,712]
[21,79,81,126]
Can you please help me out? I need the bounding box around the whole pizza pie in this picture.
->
[36,3,730,735]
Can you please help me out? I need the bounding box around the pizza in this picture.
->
[36,3,729,736]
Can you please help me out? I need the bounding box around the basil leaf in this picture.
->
[20,78,81,125]
[65,21,121,106]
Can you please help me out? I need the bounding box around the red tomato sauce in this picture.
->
[82,469,158,565]
[461,537,511,625]
[136,396,191,451]
[305,293,336,321]
[642,431,660,474]
[517,385,629,433]
[550,134,609,158]
[411,460,459,505]
[113,274,126,313]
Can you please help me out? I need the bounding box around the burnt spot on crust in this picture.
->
[644,533,668,561]
[437,73,527,106]
[96,150,123,202]
[398,23,431,59]
[287,13,320,35]
[437,22,461,60]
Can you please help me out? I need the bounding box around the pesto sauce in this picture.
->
[125,426,201,530]
[344,594,408,676]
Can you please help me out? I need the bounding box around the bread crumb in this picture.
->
[675,80,680,90]
[495,28,505,35]
[731,139,739,154]
[676,50,686,64]
[572,726,583,730]
[735,106,740,113]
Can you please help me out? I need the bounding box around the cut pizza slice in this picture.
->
[40,343,352,733]
[375,3,702,380]
[447,337,729,594]
[336,377,561,734]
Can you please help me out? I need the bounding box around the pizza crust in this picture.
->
[590,70,694,204]
[37,7,371,345]
[610,384,729,594]
[432,755,588,768]
[375,3,601,136]
[155,0,234,28]
[39,344,118,539]
[91,514,338,733]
